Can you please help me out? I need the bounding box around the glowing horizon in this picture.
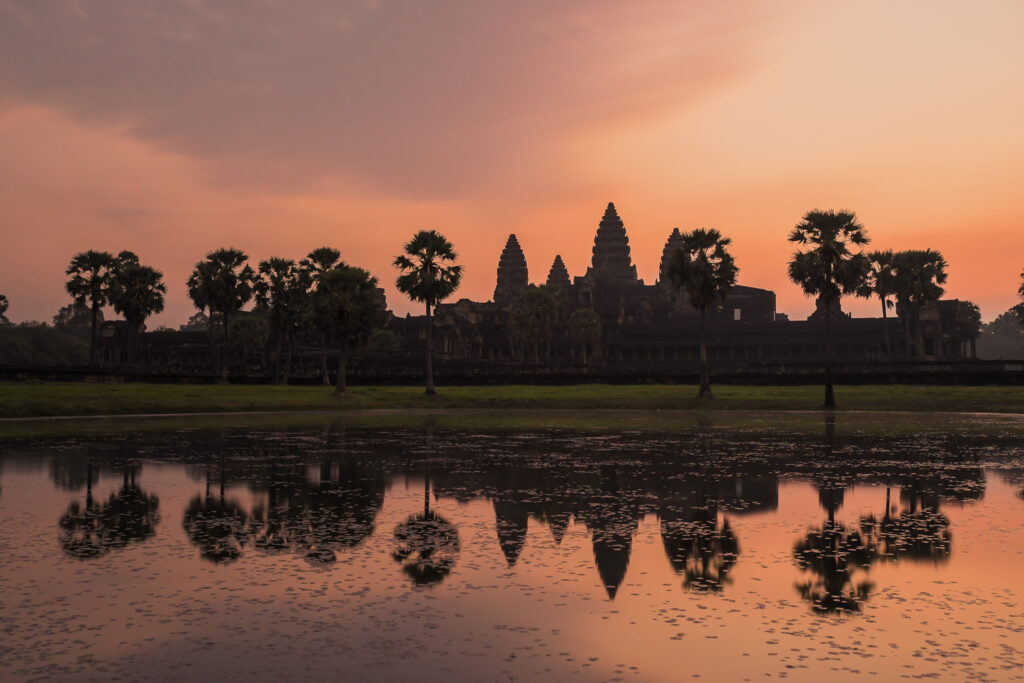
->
[1,0,1022,325]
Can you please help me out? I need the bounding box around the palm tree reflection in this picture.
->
[58,464,160,560]
[793,519,877,615]
[661,506,739,593]
[392,474,459,586]
[183,464,249,564]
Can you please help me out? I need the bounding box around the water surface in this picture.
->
[1,411,1022,681]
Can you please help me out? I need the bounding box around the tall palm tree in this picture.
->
[856,250,898,361]
[301,247,343,384]
[108,251,167,365]
[309,264,382,396]
[892,249,947,357]
[186,259,219,370]
[255,257,310,383]
[666,228,738,399]
[189,248,255,377]
[788,210,870,408]
[393,230,463,394]
[65,250,115,364]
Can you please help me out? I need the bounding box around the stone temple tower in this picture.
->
[546,255,571,289]
[494,233,529,305]
[658,227,684,288]
[584,202,638,287]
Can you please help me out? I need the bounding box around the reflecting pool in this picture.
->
[1,411,1022,681]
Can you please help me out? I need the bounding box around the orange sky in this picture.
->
[1,0,1022,325]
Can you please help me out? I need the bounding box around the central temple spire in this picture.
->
[585,202,638,286]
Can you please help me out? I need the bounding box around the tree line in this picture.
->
[44,230,460,396]
[1,212,1022,402]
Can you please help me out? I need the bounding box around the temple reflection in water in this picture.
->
[20,416,1007,614]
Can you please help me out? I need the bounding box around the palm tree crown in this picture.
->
[893,249,948,310]
[393,230,463,307]
[65,250,117,364]
[667,228,738,313]
[787,210,871,304]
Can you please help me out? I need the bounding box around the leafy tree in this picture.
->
[301,247,343,384]
[855,250,898,360]
[0,293,9,325]
[567,308,602,366]
[509,285,564,362]
[188,248,255,377]
[667,228,738,399]
[978,308,1024,359]
[1016,268,1024,326]
[953,300,982,358]
[108,251,166,365]
[255,257,311,383]
[366,328,400,353]
[393,231,463,395]
[179,311,209,332]
[65,250,116,363]
[787,210,870,408]
[53,302,98,336]
[310,264,382,395]
[892,249,947,357]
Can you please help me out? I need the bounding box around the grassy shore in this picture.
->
[1,382,1023,419]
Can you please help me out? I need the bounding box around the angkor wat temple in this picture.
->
[392,202,977,369]
[94,202,981,379]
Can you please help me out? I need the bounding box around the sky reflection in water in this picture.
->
[0,413,1022,681]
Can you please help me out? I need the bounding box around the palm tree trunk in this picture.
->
[222,311,230,380]
[698,309,712,399]
[880,297,892,362]
[282,337,293,385]
[425,302,436,395]
[424,473,431,517]
[89,300,100,365]
[903,308,913,358]
[334,349,347,396]
[207,311,216,373]
[272,333,282,384]
[320,334,330,385]
[824,300,835,408]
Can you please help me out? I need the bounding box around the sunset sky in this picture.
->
[1,0,1022,325]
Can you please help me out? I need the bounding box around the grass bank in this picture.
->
[1,382,1023,419]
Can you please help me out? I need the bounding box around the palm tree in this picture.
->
[667,228,739,399]
[393,231,463,394]
[65,250,115,363]
[186,259,219,370]
[301,247,343,384]
[254,257,310,383]
[567,308,602,366]
[787,210,870,408]
[0,293,9,325]
[309,264,382,395]
[108,251,166,365]
[892,249,947,357]
[189,248,255,377]
[856,250,898,361]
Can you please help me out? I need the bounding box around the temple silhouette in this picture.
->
[92,202,981,377]
[386,202,977,369]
